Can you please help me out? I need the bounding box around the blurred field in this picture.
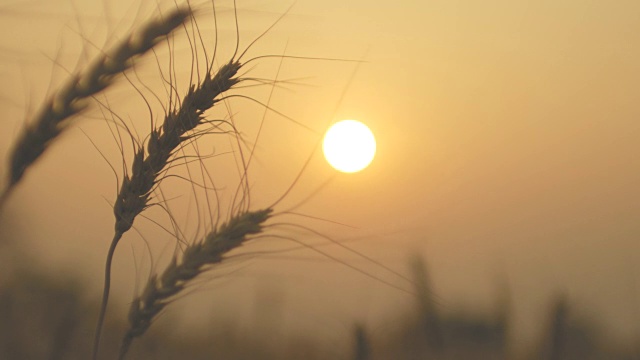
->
[1,251,639,359]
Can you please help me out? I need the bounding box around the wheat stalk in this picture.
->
[117,208,272,359]
[95,3,334,357]
[0,7,192,209]
[93,37,247,360]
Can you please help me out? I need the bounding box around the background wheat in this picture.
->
[0,7,191,208]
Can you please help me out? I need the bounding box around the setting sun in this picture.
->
[322,120,376,173]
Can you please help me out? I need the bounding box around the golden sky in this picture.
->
[1,0,639,355]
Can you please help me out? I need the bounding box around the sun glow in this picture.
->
[323,120,376,173]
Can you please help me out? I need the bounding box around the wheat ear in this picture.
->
[117,208,272,359]
[94,56,245,360]
[0,7,191,207]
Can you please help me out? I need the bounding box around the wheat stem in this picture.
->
[91,232,122,360]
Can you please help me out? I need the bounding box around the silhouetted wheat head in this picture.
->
[119,208,272,359]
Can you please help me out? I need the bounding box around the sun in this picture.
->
[323,120,376,173]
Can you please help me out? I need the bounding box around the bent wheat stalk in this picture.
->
[118,208,272,359]
[0,7,191,209]
[98,2,323,357]
[94,31,246,360]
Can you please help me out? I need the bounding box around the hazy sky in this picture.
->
[1,0,639,356]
